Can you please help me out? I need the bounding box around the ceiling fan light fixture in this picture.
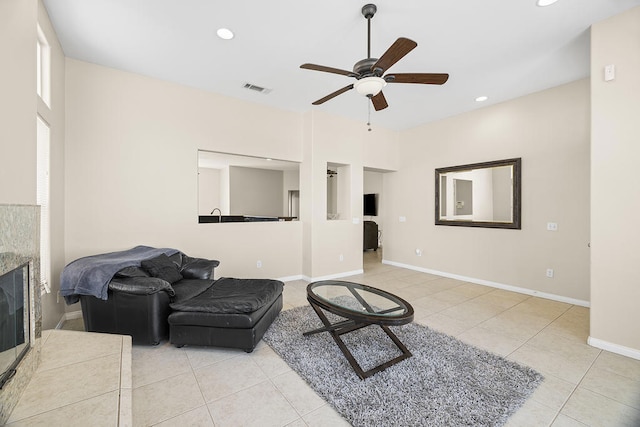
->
[354,76,386,97]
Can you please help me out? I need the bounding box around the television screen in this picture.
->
[363,193,378,216]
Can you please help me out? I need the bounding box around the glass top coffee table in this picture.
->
[303,280,414,379]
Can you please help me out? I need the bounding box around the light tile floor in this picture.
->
[66,251,640,426]
[6,329,131,426]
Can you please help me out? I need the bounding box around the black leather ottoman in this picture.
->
[168,278,284,352]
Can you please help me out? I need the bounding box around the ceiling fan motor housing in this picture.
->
[353,58,379,77]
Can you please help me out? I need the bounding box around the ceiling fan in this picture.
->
[300,4,449,111]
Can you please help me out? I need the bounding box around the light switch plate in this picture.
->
[605,64,615,81]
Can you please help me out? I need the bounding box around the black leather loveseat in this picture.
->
[76,250,283,351]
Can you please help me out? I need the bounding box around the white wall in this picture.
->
[492,166,512,222]
[442,169,493,220]
[198,168,220,215]
[386,79,591,303]
[590,6,640,356]
[64,59,303,294]
[282,170,299,217]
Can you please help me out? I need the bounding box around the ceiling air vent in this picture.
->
[242,83,272,94]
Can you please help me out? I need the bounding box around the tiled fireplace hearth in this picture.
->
[0,204,42,425]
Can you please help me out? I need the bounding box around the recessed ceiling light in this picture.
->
[216,28,234,40]
[536,0,559,6]
[475,96,488,102]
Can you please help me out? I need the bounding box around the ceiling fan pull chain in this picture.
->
[367,102,372,132]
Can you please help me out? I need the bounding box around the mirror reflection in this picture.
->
[198,150,300,223]
[435,158,521,229]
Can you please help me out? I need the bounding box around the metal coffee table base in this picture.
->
[303,302,412,380]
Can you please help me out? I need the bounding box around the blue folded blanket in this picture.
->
[60,245,179,304]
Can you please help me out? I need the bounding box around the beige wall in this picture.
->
[37,0,66,329]
[4,1,636,360]
[590,7,640,356]
[64,59,304,294]
[385,79,591,303]
[0,0,37,205]
[302,111,399,279]
[0,0,66,328]
[64,60,400,291]
[229,166,283,216]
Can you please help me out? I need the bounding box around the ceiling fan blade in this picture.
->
[301,63,355,77]
[371,91,388,111]
[386,73,449,85]
[312,84,354,105]
[371,37,417,75]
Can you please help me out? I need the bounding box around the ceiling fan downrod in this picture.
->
[362,4,377,59]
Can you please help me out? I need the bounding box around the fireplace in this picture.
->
[0,204,42,424]
[0,262,30,389]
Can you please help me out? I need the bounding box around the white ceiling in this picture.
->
[43,0,640,131]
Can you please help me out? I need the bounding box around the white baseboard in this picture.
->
[588,336,640,360]
[277,274,304,282]
[302,269,364,283]
[65,310,83,320]
[55,310,83,330]
[382,259,590,308]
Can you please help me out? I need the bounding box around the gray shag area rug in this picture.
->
[263,304,543,427]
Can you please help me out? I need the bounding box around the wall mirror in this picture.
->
[198,150,300,223]
[435,158,521,229]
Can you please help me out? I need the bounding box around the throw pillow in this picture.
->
[114,266,150,278]
[141,253,183,284]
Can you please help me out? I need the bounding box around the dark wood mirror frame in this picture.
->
[435,158,521,229]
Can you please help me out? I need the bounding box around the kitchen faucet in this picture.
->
[210,208,222,222]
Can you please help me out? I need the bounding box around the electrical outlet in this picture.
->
[415,249,422,256]
[547,222,558,231]
[339,254,344,262]
[546,268,554,278]
[256,260,262,268]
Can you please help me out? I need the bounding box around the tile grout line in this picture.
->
[185,346,217,426]
[548,348,602,425]
[500,304,581,425]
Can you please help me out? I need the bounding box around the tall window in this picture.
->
[37,25,51,107]
[37,116,51,294]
